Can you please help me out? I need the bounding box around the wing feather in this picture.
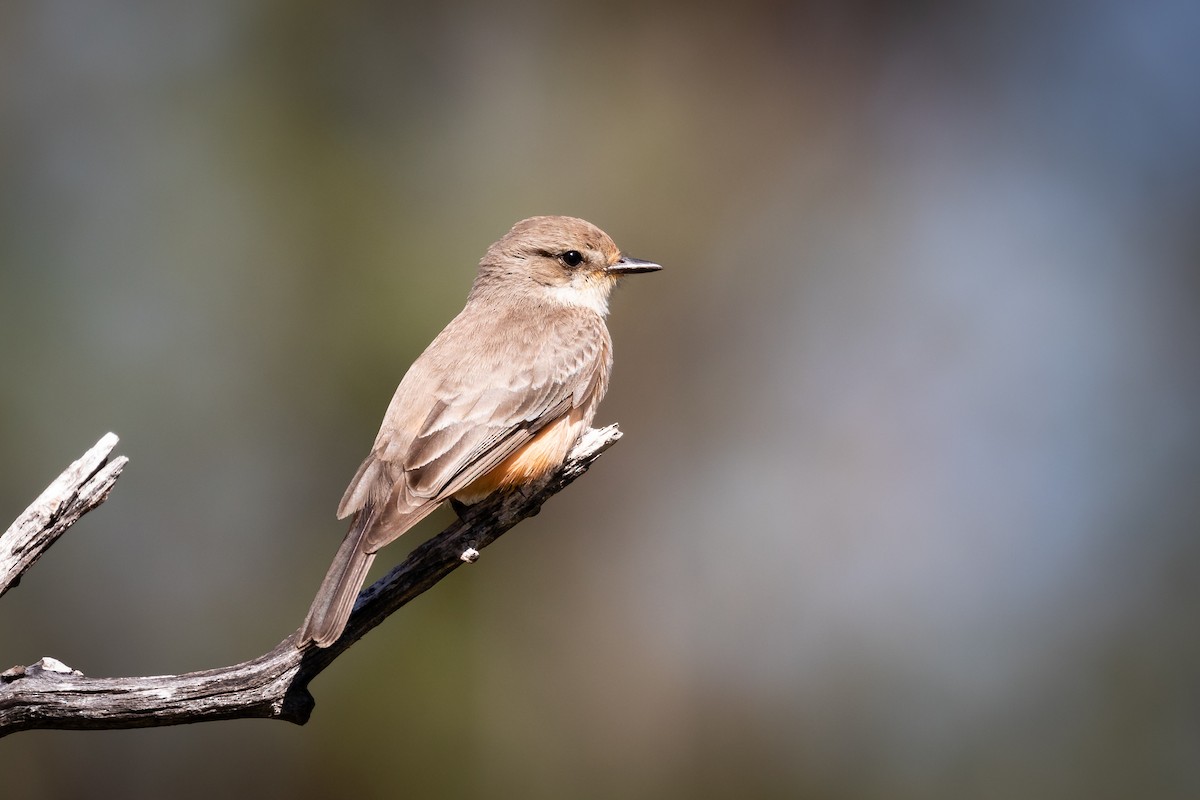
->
[349,304,611,553]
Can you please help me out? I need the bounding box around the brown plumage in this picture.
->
[299,216,660,647]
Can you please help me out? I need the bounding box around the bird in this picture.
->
[299,215,661,647]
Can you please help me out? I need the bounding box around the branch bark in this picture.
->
[0,425,622,737]
[1,433,127,598]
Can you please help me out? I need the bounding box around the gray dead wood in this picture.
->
[0,433,127,598]
[0,425,622,738]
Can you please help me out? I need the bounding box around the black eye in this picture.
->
[561,250,584,267]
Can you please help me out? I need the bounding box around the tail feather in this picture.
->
[300,513,376,648]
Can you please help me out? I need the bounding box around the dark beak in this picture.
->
[607,255,663,275]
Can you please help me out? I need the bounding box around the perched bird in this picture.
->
[300,216,661,647]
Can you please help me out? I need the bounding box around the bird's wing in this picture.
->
[348,308,611,553]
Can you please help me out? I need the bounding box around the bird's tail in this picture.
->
[299,512,377,648]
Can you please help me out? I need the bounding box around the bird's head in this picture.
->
[474,216,661,315]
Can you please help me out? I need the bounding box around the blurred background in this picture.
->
[2,0,1199,797]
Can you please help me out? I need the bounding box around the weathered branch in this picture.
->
[0,425,622,737]
[1,433,127,598]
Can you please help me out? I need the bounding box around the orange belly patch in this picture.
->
[453,410,583,504]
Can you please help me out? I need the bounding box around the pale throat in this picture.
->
[542,275,615,316]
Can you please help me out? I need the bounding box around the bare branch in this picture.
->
[0,425,622,737]
[1,433,128,598]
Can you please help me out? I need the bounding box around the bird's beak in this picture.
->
[607,255,663,275]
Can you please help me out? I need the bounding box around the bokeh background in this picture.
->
[3,1,1199,798]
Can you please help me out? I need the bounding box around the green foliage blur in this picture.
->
[2,1,1199,798]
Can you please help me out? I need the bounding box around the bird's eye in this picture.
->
[561,250,584,267]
